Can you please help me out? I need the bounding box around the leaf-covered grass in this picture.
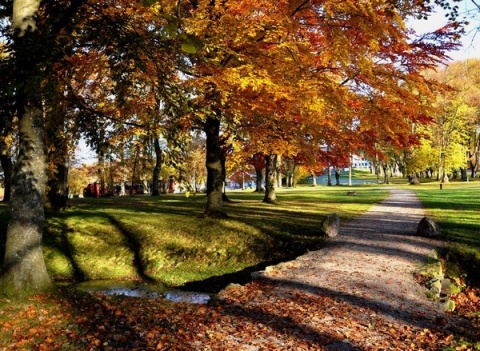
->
[412,180,480,285]
[0,186,388,291]
[2,182,480,350]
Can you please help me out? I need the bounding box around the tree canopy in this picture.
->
[0,0,469,296]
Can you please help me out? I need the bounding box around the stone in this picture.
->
[250,271,265,279]
[416,217,441,237]
[439,299,455,312]
[321,213,340,238]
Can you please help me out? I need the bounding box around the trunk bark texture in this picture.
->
[221,153,229,202]
[255,168,265,192]
[0,106,52,296]
[46,118,69,210]
[0,0,54,296]
[0,153,13,202]
[151,138,162,196]
[204,116,227,217]
[275,155,282,188]
[335,168,340,185]
[263,154,277,203]
[327,165,332,186]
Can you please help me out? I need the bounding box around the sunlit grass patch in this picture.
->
[413,183,480,285]
[39,186,390,288]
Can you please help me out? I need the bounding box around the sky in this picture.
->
[409,0,480,61]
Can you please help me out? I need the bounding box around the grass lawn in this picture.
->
[1,180,479,350]
[410,179,480,285]
[0,185,389,292]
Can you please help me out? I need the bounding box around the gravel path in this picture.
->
[259,188,447,328]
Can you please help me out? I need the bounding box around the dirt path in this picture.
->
[261,188,444,324]
[212,188,467,350]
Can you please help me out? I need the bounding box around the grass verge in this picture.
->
[412,180,480,286]
[1,185,388,292]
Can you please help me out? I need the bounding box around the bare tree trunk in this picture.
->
[335,167,341,186]
[151,137,162,196]
[204,116,227,218]
[275,154,282,188]
[263,154,277,204]
[45,101,70,210]
[221,151,230,202]
[327,163,332,186]
[253,153,265,192]
[382,164,389,184]
[0,1,54,296]
[0,153,13,202]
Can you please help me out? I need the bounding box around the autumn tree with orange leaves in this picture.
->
[0,0,463,296]
[148,0,460,210]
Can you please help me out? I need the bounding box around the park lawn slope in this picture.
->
[37,186,388,290]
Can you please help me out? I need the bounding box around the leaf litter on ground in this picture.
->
[1,280,479,350]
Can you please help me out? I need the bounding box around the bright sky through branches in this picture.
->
[410,0,479,61]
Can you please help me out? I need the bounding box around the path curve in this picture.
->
[260,188,446,326]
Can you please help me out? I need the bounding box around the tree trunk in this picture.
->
[253,153,265,192]
[410,173,420,185]
[221,152,229,202]
[0,107,53,296]
[335,168,340,186]
[287,162,296,187]
[276,154,282,188]
[0,1,53,296]
[327,165,332,186]
[151,137,162,196]
[441,172,449,183]
[382,164,389,184]
[263,154,277,204]
[255,168,265,192]
[204,116,227,218]
[45,112,69,210]
[130,149,139,195]
[311,171,317,186]
[0,153,13,202]
[472,148,480,178]
[46,162,69,210]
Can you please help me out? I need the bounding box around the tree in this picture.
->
[0,40,15,203]
[252,153,266,193]
[417,60,480,181]
[0,0,85,297]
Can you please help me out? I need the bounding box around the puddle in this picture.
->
[163,291,211,304]
[59,280,211,304]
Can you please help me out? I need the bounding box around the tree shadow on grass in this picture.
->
[44,214,87,282]
[105,215,156,283]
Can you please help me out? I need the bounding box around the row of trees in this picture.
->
[0,0,473,296]
[72,58,480,196]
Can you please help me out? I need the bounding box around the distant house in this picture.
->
[351,154,371,169]
[226,170,255,189]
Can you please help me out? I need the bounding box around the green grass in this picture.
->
[2,177,479,289]
[412,180,480,285]
[0,186,388,291]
